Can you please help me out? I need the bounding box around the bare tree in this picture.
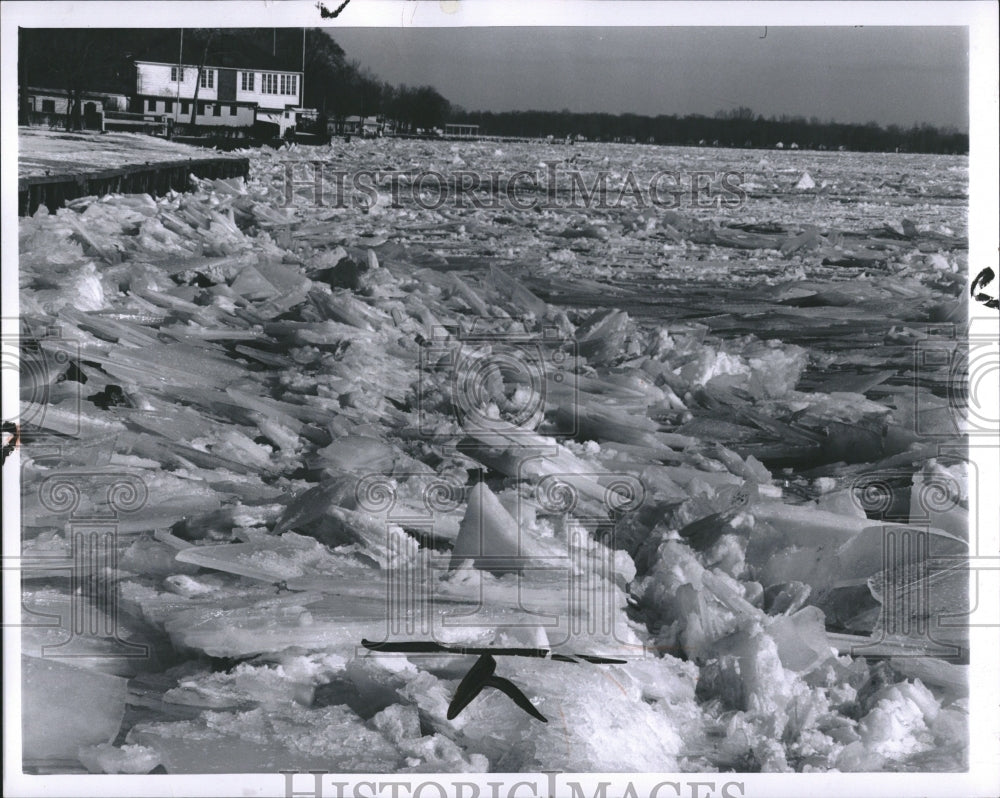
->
[189,29,217,126]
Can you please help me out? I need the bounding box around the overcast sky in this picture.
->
[327,26,968,129]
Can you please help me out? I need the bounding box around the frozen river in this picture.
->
[18,138,970,774]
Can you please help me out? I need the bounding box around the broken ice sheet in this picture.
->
[18,138,971,774]
[128,704,404,773]
[22,656,128,762]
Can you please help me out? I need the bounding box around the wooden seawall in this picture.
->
[19,156,249,216]
[17,128,253,216]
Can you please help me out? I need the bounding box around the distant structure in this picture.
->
[445,123,479,138]
[23,87,129,131]
[134,60,306,136]
[339,115,384,137]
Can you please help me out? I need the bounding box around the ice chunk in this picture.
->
[397,734,489,773]
[836,740,884,771]
[77,743,161,774]
[450,482,551,573]
[930,707,968,750]
[890,656,967,695]
[767,606,834,673]
[795,172,816,190]
[909,459,968,540]
[274,480,418,567]
[229,264,278,300]
[312,252,374,292]
[22,655,127,761]
[20,587,164,677]
[175,532,353,583]
[161,594,374,658]
[370,705,487,772]
[488,265,549,318]
[129,705,401,773]
[726,623,798,723]
[857,681,936,758]
[576,308,629,365]
[751,502,872,549]
[754,517,965,597]
[370,703,421,742]
[33,261,106,312]
[163,661,314,709]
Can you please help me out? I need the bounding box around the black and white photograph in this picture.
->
[3,2,998,795]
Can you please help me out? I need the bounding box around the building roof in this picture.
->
[135,60,302,77]
[26,86,128,100]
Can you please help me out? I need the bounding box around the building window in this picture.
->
[287,75,297,96]
[41,99,56,113]
[241,71,255,91]
[230,105,238,116]
[198,102,206,115]
[278,74,297,96]
[213,104,221,117]
[165,99,173,112]
[147,98,157,111]
[170,66,184,82]
[200,69,214,89]
[262,73,278,94]
[181,100,189,114]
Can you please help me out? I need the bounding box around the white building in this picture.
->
[341,115,384,137]
[444,123,479,138]
[23,86,141,132]
[134,60,304,133]
[141,95,256,128]
[25,86,128,116]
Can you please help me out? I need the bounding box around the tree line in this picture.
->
[457,107,967,154]
[18,28,966,153]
